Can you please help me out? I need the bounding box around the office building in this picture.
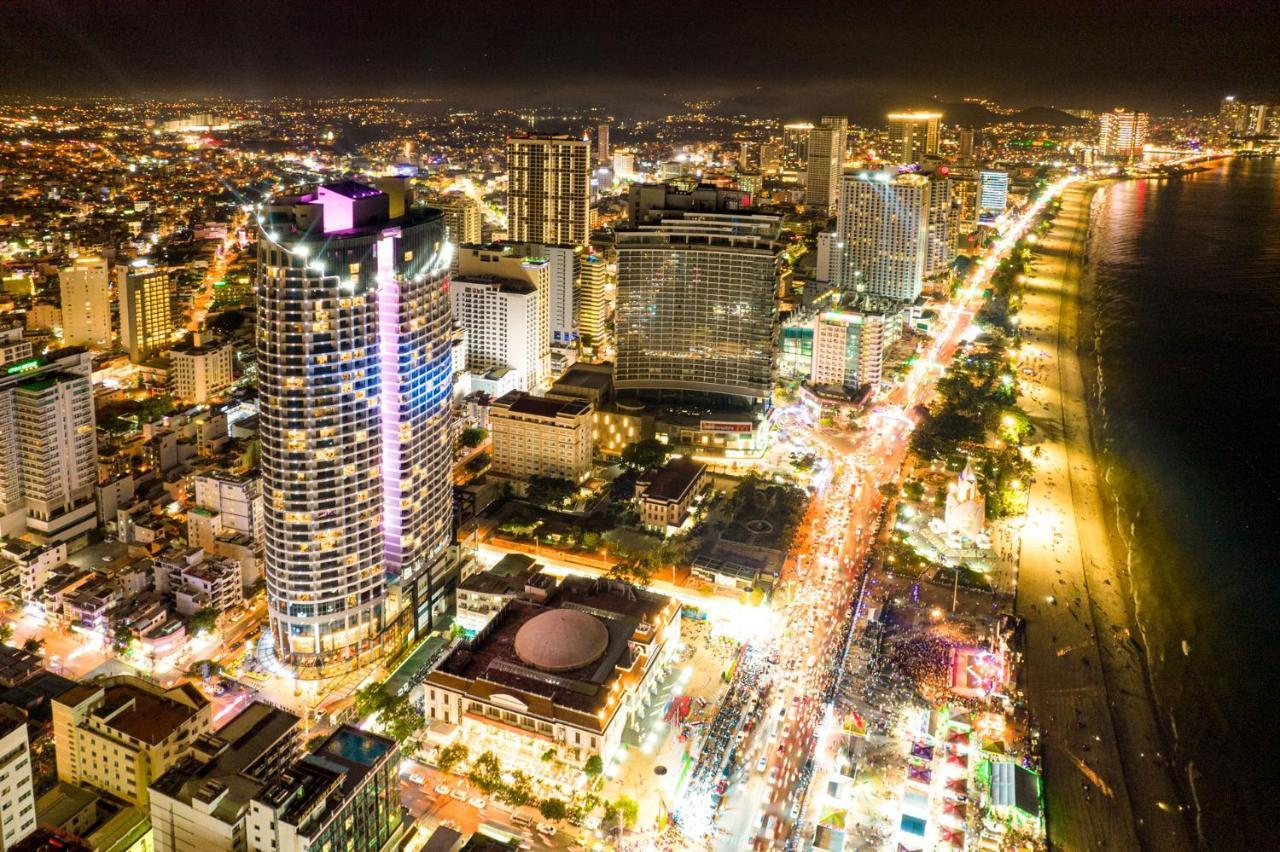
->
[836,171,931,301]
[958,127,976,161]
[1097,109,1149,158]
[53,676,211,808]
[118,263,176,363]
[615,212,782,403]
[169,333,234,403]
[977,170,1010,223]
[506,134,591,246]
[925,172,955,278]
[805,115,848,216]
[247,727,403,852]
[611,150,635,181]
[149,702,300,852]
[489,391,593,483]
[578,252,608,354]
[887,111,941,164]
[636,457,708,533]
[627,183,752,226]
[256,180,455,679]
[0,711,36,850]
[451,245,551,391]
[596,123,610,163]
[422,575,681,766]
[0,346,94,540]
[815,232,841,284]
[436,193,482,246]
[502,242,579,350]
[810,303,901,392]
[57,257,111,350]
[1,372,98,542]
[782,122,814,173]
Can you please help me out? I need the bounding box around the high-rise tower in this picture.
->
[1097,109,1149,159]
[506,134,591,246]
[255,180,455,679]
[887,111,941,164]
[836,171,931,301]
[805,115,848,217]
[58,256,112,349]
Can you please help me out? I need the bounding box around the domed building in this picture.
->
[421,574,681,766]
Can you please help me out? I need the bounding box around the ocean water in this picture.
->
[1084,157,1280,849]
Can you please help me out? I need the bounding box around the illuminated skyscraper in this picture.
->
[118,263,176,362]
[58,256,112,349]
[615,213,781,403]
[782,122,814,173]
[596,123,610,164]
[1097,109,1149,158]
[506,134,591,246]
[887,111,941,164]
[836,171,931,301]
[805,115,848,217]
[437,193,482,245]
[255,180,455,679]
[977,170,1010,222]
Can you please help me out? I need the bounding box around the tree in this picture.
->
[525,476,577,508]
[354,684,394,719]
[0,624,12,645]
[436,742,468,774]
[21,637,44,655]
[620,438,668,471]
[538,798,568,821]
[614,795,639,827]
[607,560,655,588]
[468,751,504,794]
[466,452,491,473]
[498,770,535,807]
[878,482,899,500]
[186,607,219,636]
[541,748,557,763]
[459,427,488,449]
[583,754,604,780]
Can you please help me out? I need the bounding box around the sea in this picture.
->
[1083,156,1280,849]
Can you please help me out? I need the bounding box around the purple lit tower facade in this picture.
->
[256,180,455,679]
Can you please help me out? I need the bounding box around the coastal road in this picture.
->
[1016,184,1192,851]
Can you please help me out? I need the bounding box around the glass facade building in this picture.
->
[255,181,455,679]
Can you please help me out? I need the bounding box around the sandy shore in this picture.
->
[1015,184,1193,851]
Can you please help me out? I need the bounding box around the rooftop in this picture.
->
[638,456,708,504]
[492,391,591,420]
[56,676,208,746]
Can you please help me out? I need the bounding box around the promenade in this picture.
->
[1016,184,1193,851]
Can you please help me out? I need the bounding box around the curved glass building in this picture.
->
[255,180,455,679]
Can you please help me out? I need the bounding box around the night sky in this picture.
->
[1,0,1276,117]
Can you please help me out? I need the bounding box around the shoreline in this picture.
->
[1014,183,1193,850]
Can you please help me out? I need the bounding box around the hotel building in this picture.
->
[255,180,455,679]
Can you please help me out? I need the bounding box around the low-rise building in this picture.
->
[174,558,241,618]
[636,457,709,533]
[149,702,301,852]
[247,727,403,852]
[169,335,234,404]
[489,392,593,483]
[52,676,212,808]
[455,554,556,636]
[0,708,37,850]
[423,576,681,766]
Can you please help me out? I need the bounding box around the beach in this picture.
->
[1015,184,1193,851]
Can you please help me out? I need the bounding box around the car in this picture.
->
[408,772,425,785]
[535,823,557,837]
[433,783,451,796]
[756,756,767,773]
[100,554,113,562]
[468,795,486,809]
[767,766,779,786]
[450,788,468,801]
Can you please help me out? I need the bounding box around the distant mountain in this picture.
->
[930,101,1087,128]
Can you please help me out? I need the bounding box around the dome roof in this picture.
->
[514,609,609,673]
